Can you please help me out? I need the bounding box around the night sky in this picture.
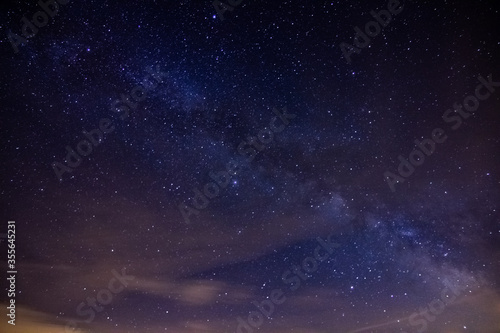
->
[1,0,500,332]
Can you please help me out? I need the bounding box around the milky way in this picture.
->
[1,0,499,332]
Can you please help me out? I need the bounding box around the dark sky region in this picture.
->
[1,0,500,332]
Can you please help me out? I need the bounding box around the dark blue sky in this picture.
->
[1,0,499,332]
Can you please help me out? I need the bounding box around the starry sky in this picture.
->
[1,0,500,332]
